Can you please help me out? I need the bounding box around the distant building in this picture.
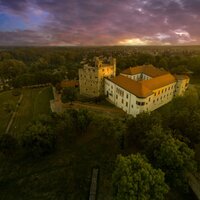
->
[79,57,116,97]
[105,65,189,117]
[60,80,79,88]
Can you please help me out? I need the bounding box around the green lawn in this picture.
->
[10,87,53,135]
[0,90,20,134]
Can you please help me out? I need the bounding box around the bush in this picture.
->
[21,122,56,157]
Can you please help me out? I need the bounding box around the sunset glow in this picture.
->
[0,0,200,46]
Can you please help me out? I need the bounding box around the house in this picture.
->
[105,65,189,117]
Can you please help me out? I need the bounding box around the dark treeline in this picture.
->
[1,46,200,88]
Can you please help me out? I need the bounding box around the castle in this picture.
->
[79,58,189,117]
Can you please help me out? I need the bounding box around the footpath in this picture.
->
[5,94,23,134]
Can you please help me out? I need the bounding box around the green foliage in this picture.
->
[0,59,26,79]
[21,122,56,157]
[61,87,77,104]
[126,112,161,146]
[54,111,75,142]
[0,134,18,156]
[112,154,169,200]
[145,125,197,189]
[94,116,126,149]
[68,109,92,134]
[159,87,200,145]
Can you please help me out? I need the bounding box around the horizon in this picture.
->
[0,0,200,46]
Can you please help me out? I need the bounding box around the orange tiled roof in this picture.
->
[108,66,177,98]
[121,65,168,77]
[140,74,176,91]
[107,75,153,98]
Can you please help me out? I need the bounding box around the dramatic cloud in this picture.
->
[0,0,200,45]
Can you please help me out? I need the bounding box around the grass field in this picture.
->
[10,87,53,135]
[0,90,20,134]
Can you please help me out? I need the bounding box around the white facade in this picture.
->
[105,66,189,117]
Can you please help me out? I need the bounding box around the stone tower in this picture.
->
[79,57,116,97]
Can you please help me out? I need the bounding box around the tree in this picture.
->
[126,112,161,146]
[21,122,56,157]
[112,154,169,200]
[95,116,126,149]
[68,109,92,134]
[61,87,77,104]
[0,59,26,79]
[145,125,197,189]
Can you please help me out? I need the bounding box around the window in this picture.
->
[149,97,151,102]
[158,91,160,95]
[154,92,156,96]
[126,94,128,98]
[116,87,124,97]
[126,102,128,107]
[136,101,145,106]
[116,95,118,99]
[153,100,155,103]
[165,88,167,92]
[162,89,164,93]
[122,99,124,104]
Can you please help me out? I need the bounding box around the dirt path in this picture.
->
[50,86,126,116]
[63,101,126,116]
[5,94,23,134]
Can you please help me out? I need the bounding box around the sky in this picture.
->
[0,0,200,46]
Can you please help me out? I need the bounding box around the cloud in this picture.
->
[0,0,200,45]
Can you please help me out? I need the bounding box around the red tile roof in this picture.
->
[107,75,153,98]
[121,65,168,77]
[140,74,176,90]
[107,66,178,98]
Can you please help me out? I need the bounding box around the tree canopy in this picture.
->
[112,154,169,200]
[145,125,197,189]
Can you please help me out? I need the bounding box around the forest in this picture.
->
[1,46,200,88]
